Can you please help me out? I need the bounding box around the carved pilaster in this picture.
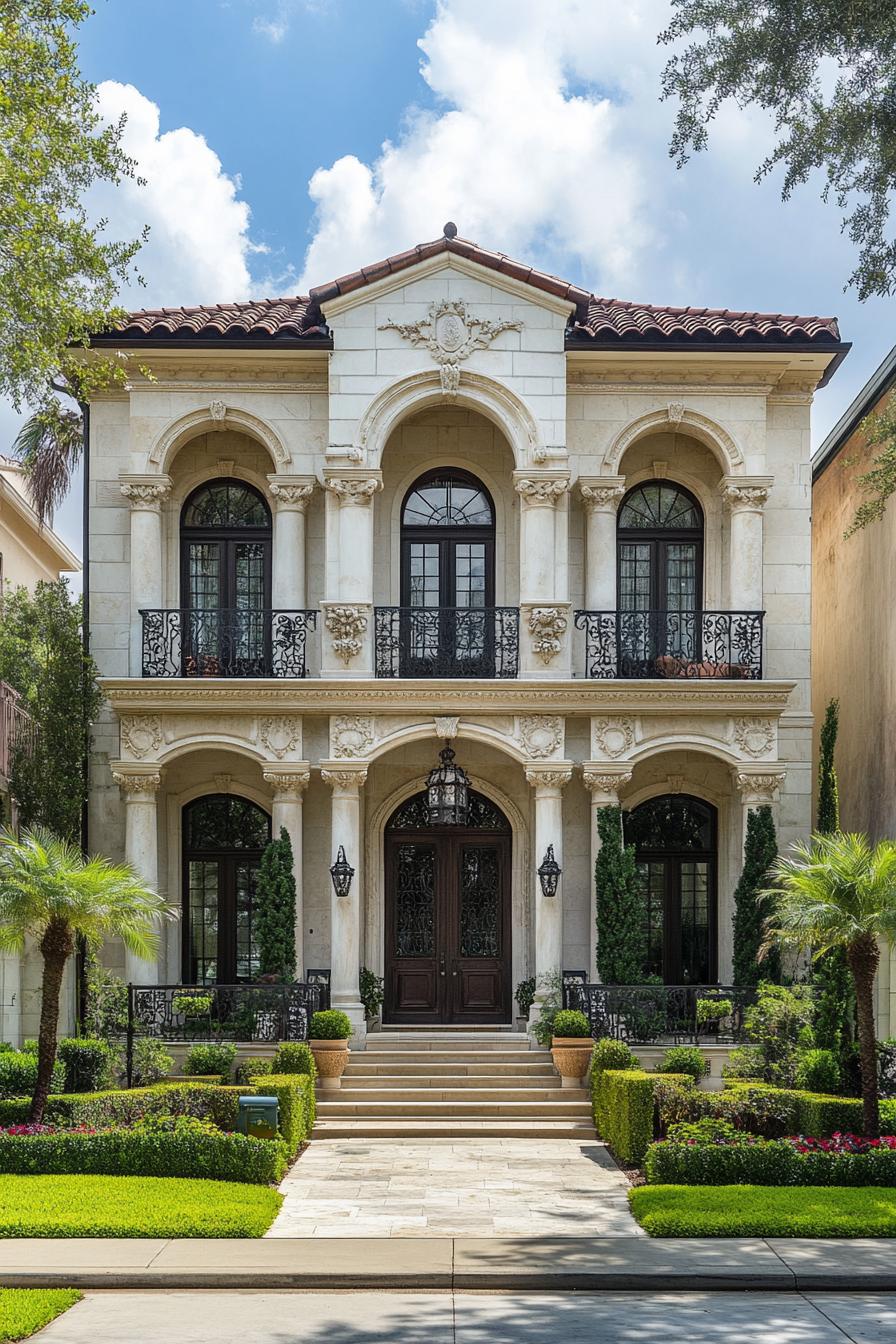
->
[324,604,369,665]
[526,606,568,664]
[119,476,172,512]
[736,770,786,805]
[324,476,383,506]
[514,476,570,507]
[267,476,316,512]
[720,476,773,512]
[578,478,626,513]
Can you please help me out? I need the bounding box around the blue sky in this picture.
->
[14,0,895,562]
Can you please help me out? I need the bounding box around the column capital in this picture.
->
[720,476,773,513]
[736,768,786,805]
[111,764,162,797]
[324,472,383,506]
[321,764,368,794]
[263,766,311,798]
[267,474,316,512]
[119,474,172,512]
[513,472,570,507]
[578,476,627,513]
[582,766,633,804]
[525,765,573,793]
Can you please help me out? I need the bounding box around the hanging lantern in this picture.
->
[329,845,354,898]
[426,741,470,826]
[537,844,562,898]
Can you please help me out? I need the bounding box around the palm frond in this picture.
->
[11,404,83,524]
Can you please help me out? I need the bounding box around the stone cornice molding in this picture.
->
[720,476,774,512]
[321,765,368,794]
[736,769,786,804]
[578,477,627,513]
[119,475,173,512]
[525,765,573,792]
[324,474,383,506]
[111,765,162,796]
[262,767,311,798]
[513,473,570,507]
[267,475,317,512]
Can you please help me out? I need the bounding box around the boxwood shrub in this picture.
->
[0,1052,63,1099]
[0,1124,286,1185]
[57,1038,117,1093]
[0,1082,244,1131]
[645,1137,896,1188]
[593,1068,694,1164]
[271,1042,316,1078]
[250,1072,314,1156]
[183,1043,236,1081]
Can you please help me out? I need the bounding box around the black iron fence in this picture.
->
[125,981,324,1085]
[374,606,520,678]
[561,981,758,1045]
[140,609,317,678]
[573,609,764,680]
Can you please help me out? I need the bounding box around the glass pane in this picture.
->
[189,860,219,984]
[395,844,435,956]
[184,481,270,528]
[185,795,271,850]
[408,543,440,609]
[459,846,499,957]
[636,861,665,980]
[403,476,493,527]
[619,483,701,530]
[665,543,697,613]
[387,790,507,831]
[679,860,711,982]
[454,543,486,609]
[188,543,221,610]
[624,796,714,851]
[235,861,261,981]
[619,542,651,613]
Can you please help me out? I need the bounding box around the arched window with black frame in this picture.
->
[617,481,704,675]
[182,794,271,984]
[398,469,496,676]
[623,794,717,984]
[180,479,272,675]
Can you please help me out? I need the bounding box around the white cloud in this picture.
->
[252,15,288,42]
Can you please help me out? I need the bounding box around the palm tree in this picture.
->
[11,404,83,525]
[763,831,896,1137]
[0,829,176,1122]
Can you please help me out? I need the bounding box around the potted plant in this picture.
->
[550,1008,593,1087]
[308,1009,352,1089]
[515,977,535,1030]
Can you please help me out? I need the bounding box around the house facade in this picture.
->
[84,229,844,1042]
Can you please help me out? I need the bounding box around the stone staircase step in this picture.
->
[349,1050,551,1066]
[344,1061,557,1078]
[316,1099,591,1118]
[364,1037,532,1052]
[341,1074,561,1091]
[326,1086,572,1103]
[310,1119,595,1139]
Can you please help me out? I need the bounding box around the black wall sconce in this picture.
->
[330,845,355,898]
[537,844,561,898]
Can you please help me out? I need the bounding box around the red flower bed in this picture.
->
[0,1124,96,1137]
[789,1131,896,1154]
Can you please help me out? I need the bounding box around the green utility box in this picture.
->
[238,1095,279,1140]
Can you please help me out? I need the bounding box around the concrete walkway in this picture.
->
[29,1290,896,1342]
[268,1138,640,1237]
[4,1236,896,1290]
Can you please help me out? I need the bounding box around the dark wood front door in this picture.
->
[384,792,511,1024]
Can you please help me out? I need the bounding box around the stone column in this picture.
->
[721,478,772,612]
[514,473,571,679]
[267,477,316,610]
[321,473,382,678]
[120,476,172,677]
[321,765,368,1041]
[583,767,634,981]
[579,478,626,610]
[263,766,311,979]
[526,766,573,1016]
[112,767,162,984]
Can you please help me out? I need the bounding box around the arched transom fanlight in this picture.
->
[618,482,702,531]
[182,480,271,529]
[402,473,494,528]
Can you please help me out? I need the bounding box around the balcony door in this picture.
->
[180,480,272,676]
[623,794,717,984]
[617,482,703,674]
[399,469,495,676]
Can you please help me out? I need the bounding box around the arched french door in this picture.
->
[384,790,511,1023]
[399,469,496,677]
[623,794,717,984]
[182,794,271,984]
[180,479,272,676]
[617,481,704,674]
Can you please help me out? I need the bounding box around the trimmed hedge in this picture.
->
[593,1068,694,1164]
[0,1052,63,1099]
[655,1078,896,1140]
[630,1184,896,1238]
[726,1082,896,1138]
[0,1082,245,1131]
[250,1072,315,1156]
[57,1038,117,1093]
[645,1138,896,1187]
[0,1126,286,1184]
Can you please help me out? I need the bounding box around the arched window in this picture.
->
[617,481,704,672]
[180,479,272,675]
[182,794,271,983]
[623,794,717,984]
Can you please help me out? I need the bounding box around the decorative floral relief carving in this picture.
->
[736,771,786,803]
[524,768,573,791]
[733,717,775,758]
[667,401,685,424]
[591,716,635,760]
[517,715,563,759]
[262,769,310,797]
[325,606,368,665]
[528,607,567,664]
[722,482,770,511]
[214,773,232,793]
[582,769,633,798]
[514,477,569,506]
[259,715,302,760]
[378,300,522,396]
[268,481,315,511]
[120,480,171,511]
[321,768,368,792]
[434,716,460,740]
[331,716,375,758]
[324,477,382,506]
[120,715,162,759]
[112,771,162,795]
[208,400,227,423]
[579,481,626,512]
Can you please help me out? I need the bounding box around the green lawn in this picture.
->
[0,1289,82,1341]
[630,1184,896,1238]
[0,1175,282,1238]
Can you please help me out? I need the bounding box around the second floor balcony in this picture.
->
[374,605,520,679]
[573,609,764,680]
[140,608,317,678]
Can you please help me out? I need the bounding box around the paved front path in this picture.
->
[267,1138,641,1237]
[35,1290,896,1342]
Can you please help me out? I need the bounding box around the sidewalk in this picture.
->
[1,1236,895,1291]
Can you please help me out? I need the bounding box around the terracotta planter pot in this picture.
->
[551,1036,593,1088]
[309,1038,350,1090]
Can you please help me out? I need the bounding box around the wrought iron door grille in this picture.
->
[374,606,519,678]
[573,609,763,679]
[140,609,317,677]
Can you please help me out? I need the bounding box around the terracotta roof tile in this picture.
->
[103,234,841,348]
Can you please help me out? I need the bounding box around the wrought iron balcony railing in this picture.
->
[140,608,317,678]
[124,981,324,1085]
[374,605,520,678]
[573,609,764,680]
[561,981,758,1045]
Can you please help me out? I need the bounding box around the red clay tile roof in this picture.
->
[101,233,842,348]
